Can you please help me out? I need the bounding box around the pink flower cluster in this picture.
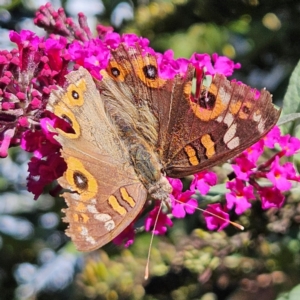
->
[204,126,300,232]
[0,29,72,198]
[0,3,298,248]
[123,126,300,248]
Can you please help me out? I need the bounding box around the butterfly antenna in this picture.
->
[144,198,244,280]
[173,198,244,230]
[144,202,163,280]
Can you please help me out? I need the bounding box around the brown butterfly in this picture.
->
[47,43,280,251]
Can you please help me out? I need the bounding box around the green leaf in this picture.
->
[276,284,300,300]
[278,113,300,127]
[281,60,300,135]
[289,284,300,300]
[276,293,288,300]
[208,183,227,195]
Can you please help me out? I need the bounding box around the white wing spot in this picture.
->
[105,220,115,231]
[223,113,234,126]
[224,123,237,144]
[86,236,96,245]
[81,226,88,236]
[80,226,96,245]
[252,112,261,122]
[219,86,231,105]
[216,113,234,125]
[95,213,111,222]
[227,136,240,149]
[86,204,115,232]
[87,204,98,213]
[70,193,80,200]
[257,119,266,134]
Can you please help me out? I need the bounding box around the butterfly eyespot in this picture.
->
[242,106,250,114]
[65,157,98,201]
[199,91,217,110]
[73,171,88,190]
[72,90,80,100]
[143,64,157,79]
[111,67,121,77]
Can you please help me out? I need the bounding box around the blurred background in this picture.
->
[1,0,300,299]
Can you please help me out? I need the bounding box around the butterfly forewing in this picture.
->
[162,74,281,177]
[47,68,147,251]
[99,43,280,176]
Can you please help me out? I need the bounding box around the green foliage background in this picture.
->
[1,0,300,299]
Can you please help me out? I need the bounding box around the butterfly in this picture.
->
[47,43,280,251]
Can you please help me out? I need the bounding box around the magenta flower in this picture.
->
[20,115,69,199]
[121,33,150,49]
[45,36,69,71]
[113,223,135,248]
[20,130,55,159]
[231,156,255,181]
[226,179,255,214]
[226,126,300,216]
[96,24,114,40]
[0,129,16,157]
[145,205,173,235]
[242,140,265,164]
[190,171,217,195]
[212,53,241,76]
[263,126,281,148]
[168,178,197,218]
[262,126,300,156]
[279,134,300,156]
[9,30,42,52]
[103,32,122,49]
[266,156,293,191]
[0,29,71,163]
[27,153,66,200]
[156,50,189,79]
[20,116,65,159]
[191,53,214,74]
[191,52,240,76]
[284,161,300,182]
[68,39,110,80]
[259,187,285,209]
[34,3,94,42]
[203,203,230,231]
